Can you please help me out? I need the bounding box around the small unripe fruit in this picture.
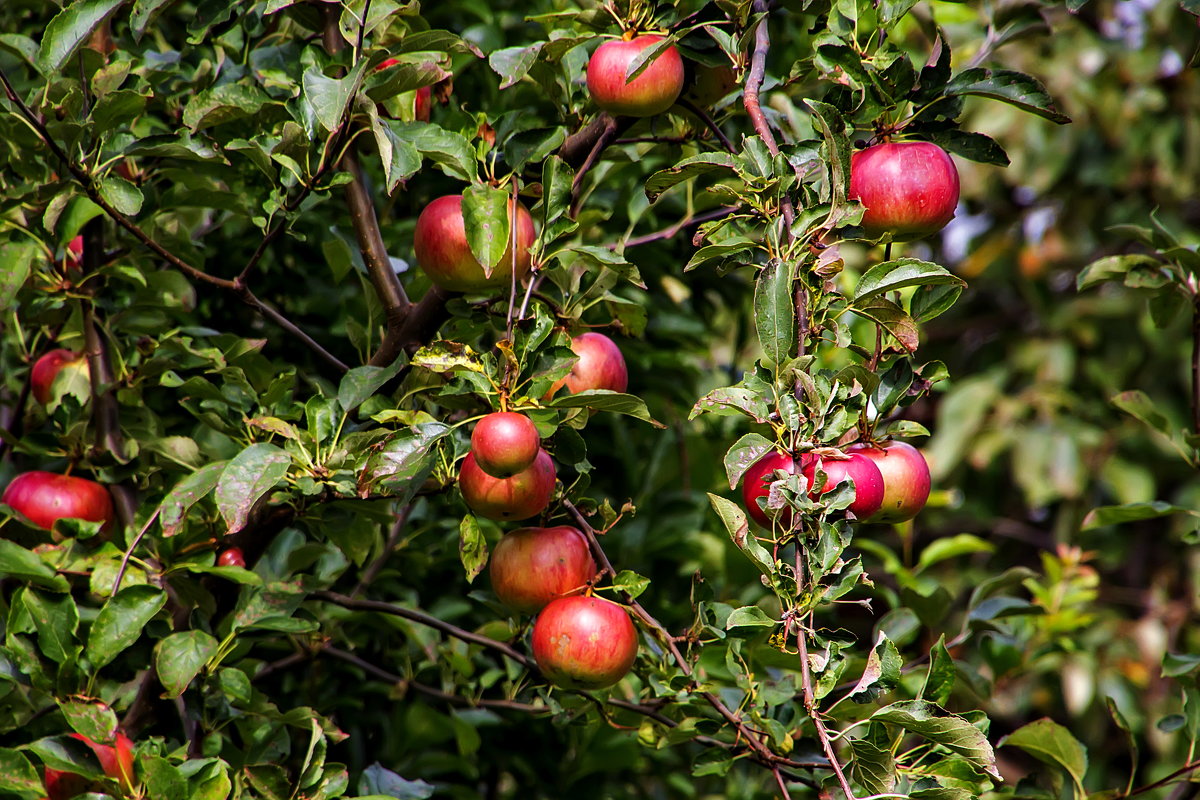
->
[217,547,246,568]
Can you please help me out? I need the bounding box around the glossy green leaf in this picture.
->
[872,700,999,778]
[37,0,123,70]
[944,68,1071,124]
[754,259,795,368]
[155,630,218,697]
[215,443,291,533]
[462,184,513,273]
[999,718,1087,794]
[86,584,166,668]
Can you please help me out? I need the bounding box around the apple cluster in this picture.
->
[741,441,932,528]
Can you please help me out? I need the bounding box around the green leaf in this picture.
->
[1081,501,1196,530]
[361,424,448,501]
[0,239,36,312]
[462,184,513,274]
[399,123,478,182]
[754,259,795,368]
[871,700,999,778]
[849,737,896,794]
[358,763,435,798]
[916,534,995,572]
[458,515,487,584]
[805,99,853,205]
[848,632,902,700]
[0,748,43,795]
[158,461,225,537]
[723,433,776,490]
[921,636,957,706]
[98,175,144,216]
[37,0,124,70]
[302,62,369,133]
[545,391,664,427]
[0,539,69,590]
[86,584,166,669]
[613,570,650,599]
[368,108,422,194]
[58,698,118,744]
[707,493,773,574]
[411,340,486,373]
[624,34,677,83]
[215,443,291,533]
[155,630,218,697]
[725,605,776,628]
[182,83,271,131]
[22,588,79,664]
[690,383,771,423]
[645,152,740,202]
[852,258,965,303]
[1077,254,1162,291]
[944,68,1071,124]
[489,43,543,89]
[925,129,1009,167]
[999,718,1087,794]
[338,358,405,412]
[1110,390,1193,461]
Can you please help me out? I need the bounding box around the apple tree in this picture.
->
[2,0,1199,799]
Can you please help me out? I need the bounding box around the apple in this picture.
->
[63,236,83,271]
[547,332,628,397]
[471,412,540,478]
[489,525,596,614]
[586,34,684,117]
[44,766,89,800]
[459,448,555,521]
[30,349,88,405]
[846,441,931,522]
[849,141,960,238]
[2,472,115,533]
[800,452,886,519]
[740,451,797,529]
[217,547,246,568]
[70,732,135,790]
[413,194,536,293]
[531,595,638,689]
[686,63,737,107]
[374,58,432,122]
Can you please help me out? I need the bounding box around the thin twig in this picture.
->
[350,505,413,597]
[111,506,161,597]
[570,115,622,217]
[678,96,736,154]
[611,206,740,251]
[1116,759,1200,799]
[742,1,794,230]
[794,615,857,800]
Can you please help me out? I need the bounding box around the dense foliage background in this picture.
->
[1,0,1199,798]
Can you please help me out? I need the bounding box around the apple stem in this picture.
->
[883,241,892,262]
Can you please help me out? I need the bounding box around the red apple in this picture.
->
[800,452,886,519]
[849,141,960,238]
[459,448,555,521]
[846,441,931,522]
[547,332,628,397]
[2,472,115,533]
[44,766,89,800]
[63,236,83,271]
[217,547,246,568]
[70,732,135,790]
[740,451,797,529]
[489,525,596,614]
[471,412,540,478]
[413,194,536,293]
[531,595,638,689]
[374,59,432,122]
[30,349,88,405]
[586,34,684,117]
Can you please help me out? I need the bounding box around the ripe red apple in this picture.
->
[740,451,797,529]
[489,525,596,614]
[374,58,432,122]
[44,766,89,800]
[63,235,83,271]
[2,472,115,533]
[30,349,88,405]
[459,448,555,521]
[849,141,960,238]
[413,194,536,293]
[70,732,135,789]
[800,452,886,519]
[217,547,246,568]
[586,34,684,117]
[471,412,540,478]
[547,332,628,397]
[846,441,931,522]
[531,595,638,689]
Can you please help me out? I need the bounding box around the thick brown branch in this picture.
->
[742,1,795,231]
[560,113,632,169]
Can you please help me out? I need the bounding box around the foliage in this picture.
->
[0,0,1198,799]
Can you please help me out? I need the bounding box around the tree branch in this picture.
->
[678,96,736,154]
[794,615,856,799]
[609,206,740,251]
